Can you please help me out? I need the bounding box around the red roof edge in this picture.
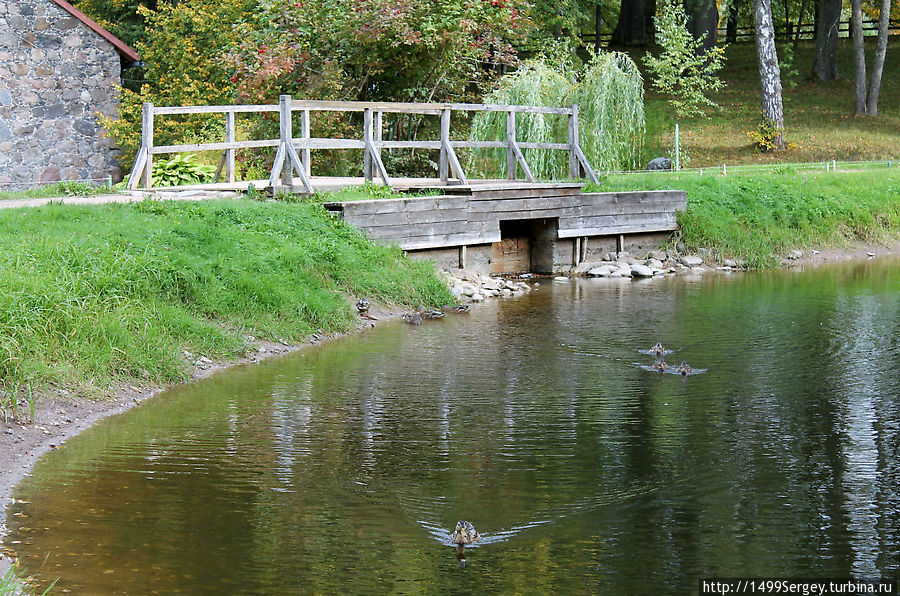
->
[47,0,141,63]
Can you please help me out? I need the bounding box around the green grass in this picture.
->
[0,181,113,201]
[638,39,900,168]
[0,198,452,419]
[593,168,900,267]
[0,563,53,596]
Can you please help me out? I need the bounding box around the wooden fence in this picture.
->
[126,96,598,193]
[581,18,898,46]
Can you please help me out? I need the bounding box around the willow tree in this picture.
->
[469,53,645,178]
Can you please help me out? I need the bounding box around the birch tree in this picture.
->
[851,0,893,115]
[753,0,786,150]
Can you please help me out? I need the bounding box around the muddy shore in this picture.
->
[2,242,898,577]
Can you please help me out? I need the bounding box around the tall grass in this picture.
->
[0,199,452,419]
[594,168,900,267]
[0,563,54,596]
[469,53,645,178]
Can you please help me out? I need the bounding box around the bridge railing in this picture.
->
[126,95,598,193]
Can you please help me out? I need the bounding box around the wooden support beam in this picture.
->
[225,110,236,183]
[568,104,580,180]
[572,144,599,184]
[364,108,391,187]
[301,109,311,178]
[509,137,536,183]
[506,111,516,180]
[440,109,450,182]
[442,139,469,185]
[139,102,154,188]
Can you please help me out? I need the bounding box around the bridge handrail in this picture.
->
[126,95,598,193]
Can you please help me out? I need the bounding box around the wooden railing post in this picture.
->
[363,109,373,181]
[279,95,292,187]
[140,102,154,187]
[301,108,311,178]
[568,105,580,180]
[225,110,235,183]
[506,110,516,180]
[440,109,450,182]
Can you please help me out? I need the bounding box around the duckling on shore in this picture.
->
[356,298,377,320]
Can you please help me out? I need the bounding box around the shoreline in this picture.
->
[0,305,400,576]
[2,240,899,578]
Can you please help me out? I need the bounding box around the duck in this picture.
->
[401,312,422,325]
[356,298,377,320]
[648,342,669,356]
[443,304,470,314]
[450,520,480,545]
[675,361,693,376]
[417,307,445,320]
[650,359,669,372]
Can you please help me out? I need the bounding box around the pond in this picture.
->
[4,259,900,594]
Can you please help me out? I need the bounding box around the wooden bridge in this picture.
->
[126,95,598,193]
[126,96,685,275]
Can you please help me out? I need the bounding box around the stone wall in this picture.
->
[0,0,122,189]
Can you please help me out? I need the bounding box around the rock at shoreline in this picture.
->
[646,157,672,171]
[681,255,704,267]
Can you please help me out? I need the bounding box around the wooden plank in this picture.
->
[518,142,570,150]
[363,221,472,237]
[152,140,278,154]
[572,143,599,184]
[468,186,583,200]
[468,207,582,222]
[578,202,686,217]
[153,104,278,115]
[399,231,501,250]
[378,140,442,150]
[449,103,573,115]
[443,139,469,185]
[295,138,366,150]
[557,219,679,238]
[467,196,583,212]
[407,208,468,224]
[453,140,508,149]
[568,105,579,179]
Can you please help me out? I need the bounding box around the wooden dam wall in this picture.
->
[324,184,687,275]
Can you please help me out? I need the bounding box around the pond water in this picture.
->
[4,259,900,594]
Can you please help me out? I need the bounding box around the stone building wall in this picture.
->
[0,0,122,189]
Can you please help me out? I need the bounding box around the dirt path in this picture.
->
[0,189,239,210]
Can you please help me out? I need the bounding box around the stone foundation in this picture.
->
[0,0,122,189]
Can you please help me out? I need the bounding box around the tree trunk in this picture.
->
[612,0,648,45]
[726,0,740,42]
[754,0,786,150]
[812,0,841,80]
[684,0,719,52]
[851,0,868,114]
[865,0,892,115]
[595,4,604,51]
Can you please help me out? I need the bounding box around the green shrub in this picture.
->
[152,154,215,187]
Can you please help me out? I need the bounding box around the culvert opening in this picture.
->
[492,218,558,275]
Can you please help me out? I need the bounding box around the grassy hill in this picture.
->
[638,39,900,168]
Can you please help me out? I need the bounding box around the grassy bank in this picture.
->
[595,168,900,267]
[639,40,900,168]
[0,198,452,420]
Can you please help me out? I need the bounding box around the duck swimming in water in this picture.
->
[451,520,479,567]
[648,342,670,356]
[450,520,480,545]
[675,361,693,376]
[401,312,422,325]
[650,359,669,372]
